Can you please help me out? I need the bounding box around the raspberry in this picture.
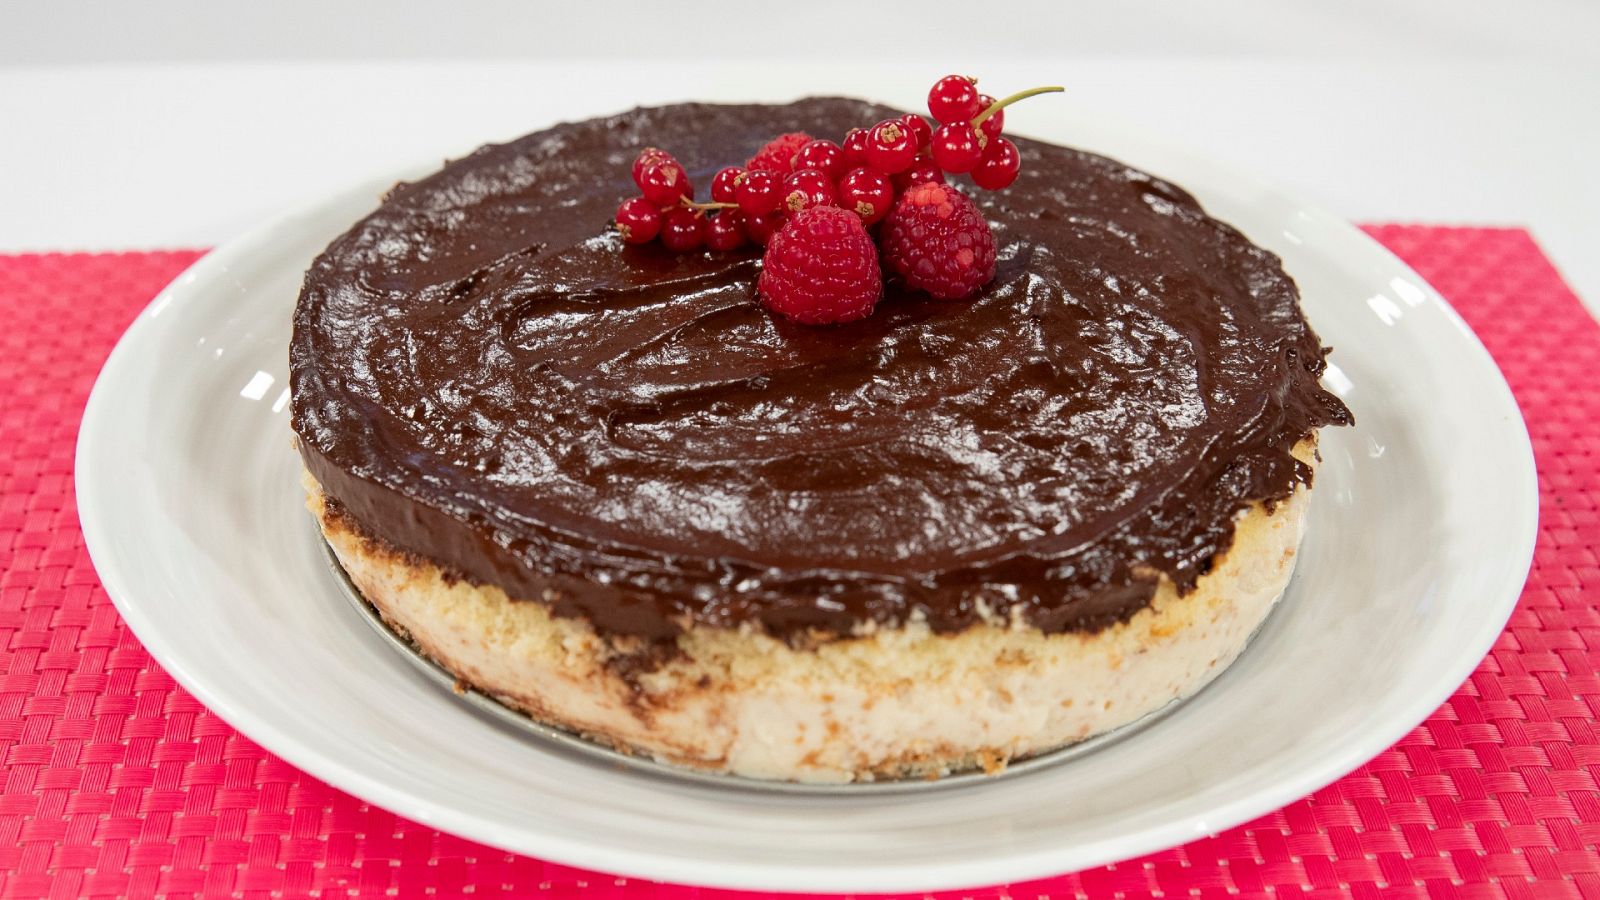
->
[880,183,996,300]
[757,207,882,325]
[746,132,813,173]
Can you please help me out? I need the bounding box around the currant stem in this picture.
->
[679,197,738,211]
[972,85,1065,127]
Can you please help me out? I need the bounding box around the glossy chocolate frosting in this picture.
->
[291,97,1351,644]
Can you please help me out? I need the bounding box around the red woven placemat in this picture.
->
[0,228,1595,899]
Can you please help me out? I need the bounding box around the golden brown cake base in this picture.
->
[303,442,1314,784]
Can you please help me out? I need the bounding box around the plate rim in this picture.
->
[74,125,1540,893]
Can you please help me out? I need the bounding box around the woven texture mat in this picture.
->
[1,227,1596,898]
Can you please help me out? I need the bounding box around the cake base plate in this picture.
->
[78,114,1536,889]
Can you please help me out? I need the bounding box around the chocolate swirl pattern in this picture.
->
[291,98,1351,644]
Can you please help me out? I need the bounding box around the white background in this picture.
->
[3,0,1597,310]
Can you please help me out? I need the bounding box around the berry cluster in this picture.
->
[613,75,1062,324]
[614,148,752,252]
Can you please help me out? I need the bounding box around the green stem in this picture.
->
[972,85,1064,127]
[679,197,738,211]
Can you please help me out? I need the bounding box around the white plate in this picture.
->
[76,112,1537,893]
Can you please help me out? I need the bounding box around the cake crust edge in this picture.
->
[304,440,1314,784]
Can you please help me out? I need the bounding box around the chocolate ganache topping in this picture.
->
[291,97,1351,644]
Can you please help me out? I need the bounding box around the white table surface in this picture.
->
[3,5,1597,312]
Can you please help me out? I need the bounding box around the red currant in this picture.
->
[734,169,783,216]
[631,148,675,187]
[927,74,981,124]
[893,155,946,192]
[971,137,1021,190]
[660,207,704,252]
[638,160,692,205]
[792,139,846,181]
[705,210,749,251]
[836,167,894,226]
[930,122,985,174]
[842,128,871,167]
[782,169,836,213]
[865,118,918,174]
[975,94,1004,141]
[744,210,786,245]
[615,196,663,244]
[900,114,932,150]
[711,166,744,204]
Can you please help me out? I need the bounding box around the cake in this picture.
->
[290,96,1351,783]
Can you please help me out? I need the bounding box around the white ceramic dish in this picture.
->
[76,110,1537,893]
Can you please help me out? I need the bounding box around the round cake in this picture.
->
[290,97,1351,783]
